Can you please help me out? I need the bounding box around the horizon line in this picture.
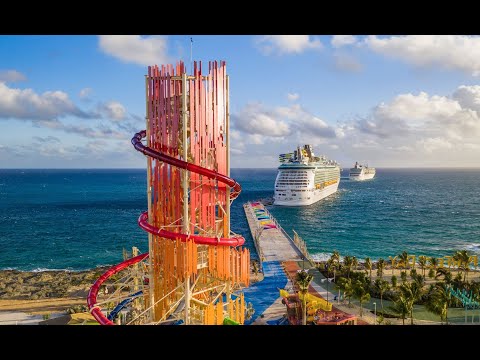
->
[2,166,480,170]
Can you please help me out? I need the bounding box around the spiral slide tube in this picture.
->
[87,131,245,324]
[87,253,148,325]
[132,130,245,247]
[107,290,143,321]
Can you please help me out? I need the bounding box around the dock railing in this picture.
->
[243,202,265,272]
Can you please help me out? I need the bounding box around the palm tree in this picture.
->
[377,258,385,280]
[418,256,427,277]
[296,270,313,325]
[338,277,353,305]
[453,250,471,282]
[429,257,439,271]
[352,256,358,272]
[331,250,340,264]
[425,282,452,324]
[390,295,409,325]
[399,251,409,270]
[453,272,463,289]
[400,281,422,325]
[374,279,390,313]
[413,274,425,288]
[326,258,333,277]
[343,255,353,279]
[436,268,453,284]
[364,257,373,283]
[330,251,340,283]
[353,280,371,317]
[252,261,259,280]
[389,256,397,275]
[336,277,348,303]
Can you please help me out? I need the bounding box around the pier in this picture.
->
[243,201,304,265]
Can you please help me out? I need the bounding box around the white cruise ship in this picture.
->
[349,162,376,181]
[274,145,341,206]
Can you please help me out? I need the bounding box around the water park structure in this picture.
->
[87,61,250,325]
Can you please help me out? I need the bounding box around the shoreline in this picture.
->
[0,254,476,323]
[0,267,109,302]
[0,264,264,320]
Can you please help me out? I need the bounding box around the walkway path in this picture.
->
[243,202,303,263]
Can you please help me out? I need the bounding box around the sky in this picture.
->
[1,35,480,168]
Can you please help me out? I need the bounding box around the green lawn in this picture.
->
[345,297,480,324]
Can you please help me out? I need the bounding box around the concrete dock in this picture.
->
[243,201,303,264]
[242,201,361,325]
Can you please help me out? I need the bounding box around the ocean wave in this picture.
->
[311,253,332,262]
[0,264,113,272]
[465,243,480,252]
[310,252,367,263]
[31,267,76,272]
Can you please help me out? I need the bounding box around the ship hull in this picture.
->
[274,181,339,206]
[350,172,375,181]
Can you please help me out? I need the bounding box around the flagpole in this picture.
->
[190,37,193,74]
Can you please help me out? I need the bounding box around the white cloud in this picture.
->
[418,137,453,153]
[287,93,299,101]
[255,35,322,55]
[233,103,291,137]
[452,85,480,112]
[364,35,480,76]
[98,35,170,66]
[32,135,61,144]
[374,92,460,125]
[0,70,26,83]
[79,87,93,100]
[331,35,357,48]
[34,119,127,140]
[1,137,144,168]
[333,53,362,72]
[230,85,480,167]
[98,101,126,120]
[334,84,480,166]
[0,82,92,120]
[277,104,338,138]
[232,102,339,153]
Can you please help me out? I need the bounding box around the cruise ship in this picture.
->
[349,162,376,181]
[274,145,341,206]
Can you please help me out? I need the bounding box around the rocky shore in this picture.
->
[0,267,110,300]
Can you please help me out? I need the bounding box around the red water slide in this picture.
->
[131,130,244,247]
[87,253,148,325]
[87,131,245,324]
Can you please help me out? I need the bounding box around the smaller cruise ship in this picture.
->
[349,162,376,181]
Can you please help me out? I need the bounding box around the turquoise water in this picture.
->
[1,168,479,270]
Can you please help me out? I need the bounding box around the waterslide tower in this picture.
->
[87,61,250,325]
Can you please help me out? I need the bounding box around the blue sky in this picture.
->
[1,35,480,168]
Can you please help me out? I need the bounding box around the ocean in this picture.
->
[1,168,479,271]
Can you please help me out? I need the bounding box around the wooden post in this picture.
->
[181,71,191,325]
[225,74,230,238]
[145,74,155,322]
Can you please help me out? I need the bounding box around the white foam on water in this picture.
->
[464,243,480,254]
[310,252,367,264]
[31,267,74,272]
